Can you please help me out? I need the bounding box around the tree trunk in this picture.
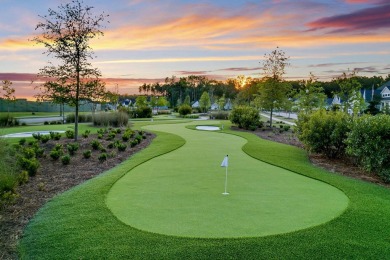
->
[270,105,274,128]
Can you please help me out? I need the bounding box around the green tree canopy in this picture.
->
[199,91,211,112]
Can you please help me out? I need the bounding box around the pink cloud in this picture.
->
[307,3,390,33]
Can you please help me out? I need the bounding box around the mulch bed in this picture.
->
[0,130,155,260]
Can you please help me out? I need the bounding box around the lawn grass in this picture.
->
[18,120,390,259]
[0,111,91,118]
[107,122,348,238]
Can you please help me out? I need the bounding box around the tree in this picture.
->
[1,80,15,115]
[183,95,191,106]
[295,74,326,114]
[199,91,211,113]
[135,96,148,108]
[336,70,362,114]
[33,0,108,141]
[218,94,225,111]
[256,47,291,127]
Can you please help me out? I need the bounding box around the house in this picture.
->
[191,101,200,108]
[326,95,341,109]
[358,81,390,110]
[224,99,233,110]
[210,102,219,110]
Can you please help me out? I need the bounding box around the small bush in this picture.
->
[61,155,71,165]
[34,148,45,158]
[106,131,116,141]
[44,121,49,125]
[82,130,91,138]
[297,110,350,158]
[346,114,390,182]
[283,125,290,132]
[98,153,108,163]
[50,150,62,160]
[17,170,29,184]
[19,138,26,145]
[54,144,63,151]
[49,131,61,140]
[91,140,101,150]
[107,142,115,149]
[40,135,50,143]
[22,147,36,159]
[65,130,74,139]
[83,150,92,159]
[130,139,138,147]
[67,143,79,156]
[32,132,42,141]
[178,104,192,116]
[117,143,127,152]
[19,158,40,176]
[229,105,260,130]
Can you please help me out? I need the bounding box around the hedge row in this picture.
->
[297,110,390,182]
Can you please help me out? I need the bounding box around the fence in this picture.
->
[0,99,101,113]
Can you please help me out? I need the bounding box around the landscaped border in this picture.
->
[18,121,390,259]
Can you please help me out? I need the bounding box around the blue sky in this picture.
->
[0,0,389,98]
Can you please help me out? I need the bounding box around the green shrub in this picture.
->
[106,131,116,141]
[61,155,71,165]
[34,147,45,158]
[135,134,143,143]
[40,135,50,143]
[65,130,74,139]
[117,143,127,152]
[229,105,260,130]
[32,132,42,140]
[50,150,62,160]
[54,144,63,151]
[134,106,152,118]
[346,114,390,182]
[49,131,61,140]
[83,150,92,159]
[19,157,40,176]
[17,170,29,184]
[91,140,101,150]
[130,139,138,147]
[22,147,36,159]
[98,153,107,162]
[283,125,290,132]
[19,138,26,145]
[67,143,79,156]
[82,130,91,138]
[297,110,350,158]
[178,104,192,116]
[107,142,115,149]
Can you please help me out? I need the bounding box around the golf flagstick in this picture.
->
[221,155,229,195]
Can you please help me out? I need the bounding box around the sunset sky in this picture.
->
[0,0,389,99]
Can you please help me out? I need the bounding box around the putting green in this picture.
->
[106,122,348,238]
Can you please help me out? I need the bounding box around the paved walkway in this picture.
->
[261,113,296,126]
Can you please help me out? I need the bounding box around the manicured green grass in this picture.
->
[107,122,348,238]
[0,111,90,118]
[19,120,390,259]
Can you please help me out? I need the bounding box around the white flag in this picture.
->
[221,155,228,167]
